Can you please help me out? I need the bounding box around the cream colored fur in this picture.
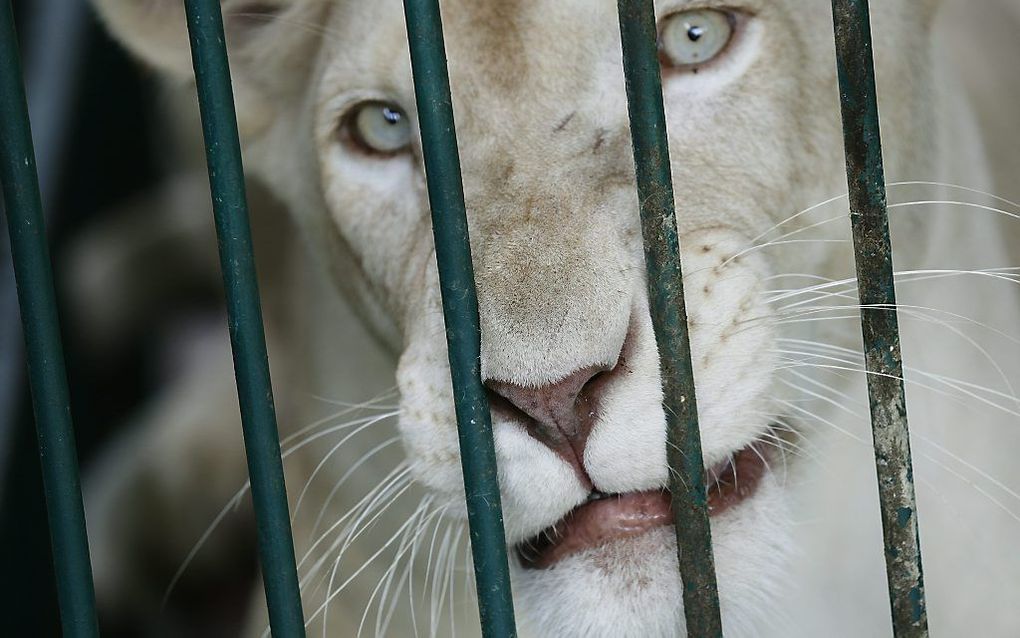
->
[85,0,1020,636]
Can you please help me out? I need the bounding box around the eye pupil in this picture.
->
[659,9,735,71]
[346,100,412,155]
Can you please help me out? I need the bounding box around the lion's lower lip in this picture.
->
[517,444,769,569]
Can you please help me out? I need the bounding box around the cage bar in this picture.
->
[615,1,724,635]
[182,1,306,635]
[829,1,928,635]
[0,2,99,636]
[401,1,518,636]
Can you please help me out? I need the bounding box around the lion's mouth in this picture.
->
[517,443,769,569]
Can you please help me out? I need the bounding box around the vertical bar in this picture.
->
[182,1,306,635]
[1,0,90,483]
[830,1,928,636]
[401,2,517,637]
[0,2,99,636]
[615,1,723,635]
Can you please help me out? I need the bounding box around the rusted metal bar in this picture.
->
[0,2,99,635]
[402,1,518,636]
[830,1,928,636]
[182,1,306,635]
[615,1,723,635]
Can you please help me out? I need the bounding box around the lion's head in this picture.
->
[95,0,948,634]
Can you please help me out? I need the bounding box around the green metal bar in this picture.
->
[182,1,305,635]
[615,1,724,635]
[401,2,517,636]
[830,1,928,636]
[0,3,99,636]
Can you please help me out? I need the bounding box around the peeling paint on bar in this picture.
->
[0,3,99,635]
[182,1,306,635]
[615,0,724,635]
[402,1,518,636]
[830,1,928,636]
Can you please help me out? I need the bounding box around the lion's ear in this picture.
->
[93,1,283,76]
[922,0,942,25]
[92,0,193,78]
[93,1,323,135]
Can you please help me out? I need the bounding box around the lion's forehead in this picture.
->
[319,0,628,117]
[308,0,933,254]
[313,0,925,97]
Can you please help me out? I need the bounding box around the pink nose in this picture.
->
[486,363,615,486]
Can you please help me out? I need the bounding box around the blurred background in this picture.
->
[0,1,253,634]
[2,0,1019,636]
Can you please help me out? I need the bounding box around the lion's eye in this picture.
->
[659,9,735,69]
[344,101,412,155]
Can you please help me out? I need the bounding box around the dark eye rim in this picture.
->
[656,8,745,74]
[339,99,413,158]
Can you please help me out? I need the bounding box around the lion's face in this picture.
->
[273,0,937,634]
[290,2,936,633]
[96,0,939,633]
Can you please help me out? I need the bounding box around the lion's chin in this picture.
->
[512,473,793,638]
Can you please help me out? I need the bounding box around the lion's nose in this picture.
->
[486,363,617,486]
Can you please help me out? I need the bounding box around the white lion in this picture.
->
[84,0,1020,636]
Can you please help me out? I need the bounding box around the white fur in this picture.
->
[85,0,1020,635]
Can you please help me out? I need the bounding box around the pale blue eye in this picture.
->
[659,9,734,68]
[349,101,412,154]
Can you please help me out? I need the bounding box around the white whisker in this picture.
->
[291,410,399,522]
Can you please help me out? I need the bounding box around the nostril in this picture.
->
[484,362,616,472]
[485,386,528,423]
[485,365,606,428]
[583,368,613,402]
